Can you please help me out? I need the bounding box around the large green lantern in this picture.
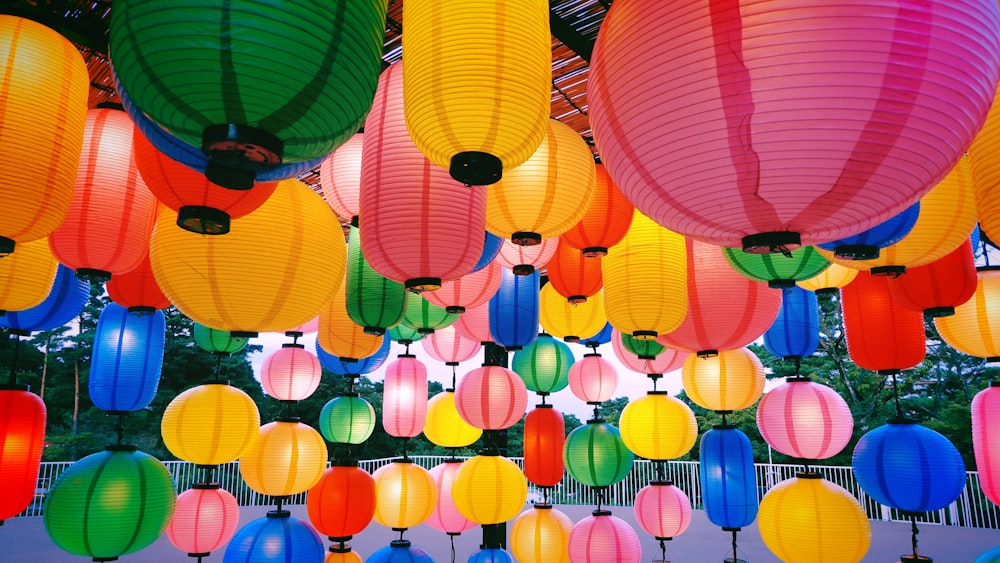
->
[620,331,666,360]
[346,224,407,336]
[722,246,830,289]
[44,446,176,560]
[319,394,376,445]
[193,322,248,355]
[512,333,574,395]
[401,295,459,335]
[563,421,634,488]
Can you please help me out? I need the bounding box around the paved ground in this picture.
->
[3,503,999,562]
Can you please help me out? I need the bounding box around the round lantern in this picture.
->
[888,239,977,317]
[167,484,239,558]
[973,383,1000,505]
[0,238,57,314]
[523,405,566,488]
[361,62,486,291]
[454,302,493,344]
[382,354,429,439]
[563,421,634,488]
[89,303,165,412]
[328,548,363,563]
[621,332,665,360]
[602,209,687,340]
[757,378,853,460]
[372,460,436,530]
[346,223,408,335]
[424,261,502,314]
[44,446,176,560]
[539,283,607,343]
[699,426,758,529]
[402,0,550,185]
[496,237,559,275]
[320,132,364,221]
[319,281,385,362]
[510,505,573,563]
[455,365,528,430]
[224,513,324,563]
[307,465,376,541]
[611,329,689,376]
[842,271,926,372]
[161,382,260,465]
[561,163,634,256]
[367,541,434,563]
[452,454,528,525]
[388,324,424,346]
[489,268,540,349]
[580,323,614,349]
[681,348,765,412]
[512,334,574,395]
[817,202,920,260]
[469,548,514,563]
[193,323,247,355]
[319,395,377,445]
[569,353,619,404]
[422,326,481,366]
[427,461,477,535]
[107,253,171,313]
[567,511,641,563]
[853,420,966,513]
[797,262,859,293]
[239,419,328,497]
[261,343,322,402]
[619,392,697,461]
[758,474,871,563]
[402,295,459,335]
[936,269,1000,359]
[0,264,88,334]
[0,15,88,255]
[317,336,391,376]
[0,386,46,522]
[151,179,345,334]
[589,0,999,251]
[424,390,483,449]
[634,481,692,540]
[723,246,831,289]
[764,285,820,360]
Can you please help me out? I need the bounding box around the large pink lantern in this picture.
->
[426,461,477,536]
[612,329,689,376]
[422,326,481,366]
[972,383,1000,506]
[568,353,618,405]
[757,378,853,460]
[568,511,641,563]
[453,303,493,344]
[634,481,692,540]
[382,354,428,438]
[589,0,1000,252]
[496,237,559,276]
[260,344,322,402]
[423,261,502,314]
[360,62,485,292]
[455,365,528,430]
[167,485,239,558]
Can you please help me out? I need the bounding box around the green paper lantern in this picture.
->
[620,331,665,360]
[512,333,574,394]
[193,322,248,355]
[388,323,425,345]
[722,245,830,289]
[346,224,408,336]
[401,295,459,335]
[319,395,376,445]
[563,421,634,488]
[44,446,176,560]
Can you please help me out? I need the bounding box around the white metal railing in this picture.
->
[14,457,1000,529]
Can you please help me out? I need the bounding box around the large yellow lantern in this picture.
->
[619,392,697,461]
[797,263,858,294]
[936,269,1000,359]
[424,391,482,449]
[0,238,58,313]
[510,505,572,563]
[970,79,1000,244]
[161,383,260,466]
[239,420,327,497]
[539,284,607,343]
[372,460,436,530]
[452,454,528,525]
[318,280,384,361]
[681,347,765,412]
[402,0,550,186]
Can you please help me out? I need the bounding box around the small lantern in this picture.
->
[193,322,247,355]
[318,281,385,361]
[469,548,514,563]
[634,481,692,540]
[512,333,574,395]
[722,246,830,289]
[569,354,619,404]
[372,460,436,530]
[681,348,765,412]
[320,133,364,221]
[224,513,324,563]
[568,511,641,563]
[260,343,322,402]
[424,391,482,449]
[452,454,528,525]
[316,337,391,377]
[563,421,634,488]
[422,326,481,366]
[382,354,429,438]
[539,283,607,343]
[510,505,573,563]
[496,237,560,276]
[546,239,604,303]
[89,303,165,412]
[816,202,920,260]
[427,461,477,535]
[620,392,697,461]
[0,386,46,522]
[797,263,859,293]
[454,302,494,344]
[107,253,171,313]
[307,465,376,541]
[561,163,634,257]
[699,426,758,529]
[455,365,528,430]
[842,271,926,372]
[611,329,689,376]
[763,286,820,360]
[319,395,376,445]
[239,420,328,497]
[423,261,502,314]
[161,382,260,466]
[346,223,408,336]
[888,239,977,317]
[523,405,566,488]
[757,378,853,460]
[402,295,459,335]
[972,383,1000,506]
[489,268,540,350]
[936,269,1000,358]
[167,484,239,559]
[367,540,434,563]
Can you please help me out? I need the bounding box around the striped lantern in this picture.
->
[455,365,528,430]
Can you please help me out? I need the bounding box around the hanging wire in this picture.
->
[7,332,20,385]
[115,413,125,445]
[450,535,456,563]
[659,539,667,562]
[214,355,223,378]
[891,371,904,419]
[451,365,457,390]
[910,514,921,558]
[731,529,739,563]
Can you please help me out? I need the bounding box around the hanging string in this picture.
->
[275,496,284,514]
[450,535,456,563]
[793,357,801,377]
[892,371,904,419]
[655,461,665,482]
[347,375,356,395]
[404,342,411,355]
[451,365,457,390]
[731,529,739,563]
[910,515,921,558]
[401,437,410,460]
[659,539,667,562]
[7,332,20,385]
[543,487,550,505]
[214,355,223,378]
[540,393,548,406]
[720,411,729,426]
[595,488,605,512]
[116,413,125,445]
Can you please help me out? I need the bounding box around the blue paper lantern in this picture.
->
[489,268,539,350]
[975,546,1000,563]
[89,303,165,412]
[366,540,435,563]
[852,420,966,513]
[468,548,513,563]
[817,202,919,260]
[699,426,758,529]
[578,322,613,349]
[0,264,88,334]
[764,286,820,361]
[472,232,504,273]
[316,336,391,376]
[223,512,324,563]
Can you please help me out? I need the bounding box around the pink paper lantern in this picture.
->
[382,354,429,438]
[422,326,481,366]
[496,237,560,276]
[568,353,618,404]
[972,383,1000,506]
[426,461,477,535]
[633,482,692,540]
[453,303,493,344]
[261,344,322,402]
[612,329,689,376]
[423,261,503,314]
[455,365,528,430]
[589,0,1000,252]
[320,133,364,221]
[167,485,239,557]
[568,511,641,563]
[757,378,854,460]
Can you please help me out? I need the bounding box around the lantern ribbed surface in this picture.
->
[423,261,502,314]
[564,421,634,488]
[568,512,641,563]
[797,263,858,293]
[193,323,247,355]
[0,387,46,522]
[842,271,926,372]
[972,75,1000,245]
[977,546,1000,563]
[723,246,831,289]
[346,224,407,336]
[320,133,364,221]
[402,295,459,335]
[547,239,603,303]
[758,475,871,563]
[452,454,528,525]
[161,383,260,465]
[764,286,820,360]
[972,384,1000,505]
[151,179,345,333]
[620,393,697,461]
[167,485,239,557]
[0,237,57,313]
[107,253,171,312]
[422,326,481,366]
[424,390,482,449]
[453,302,493,344]
[489,268,540,350]
[512,334,574,395]
[699,426,757,529]
[523,406,566,487]
[888,239,977,317]
[261,344,322,402]
[611,329,689,375]
[620,332,665,359]
[427,461,477,535]
[0,264,88,333]
[307,465,376,540]
[496,237,560,274]
[328,548,362,562]
[455,365,528,430]
[816,202,919,260]
[388,324,424,345]
[382,355,428,439]
[634,482,692,540]
[681,348,765,412]
[539,284,607,342]
[936,269,1000,358]
[319,281,385,361]
[756,379,853,460]
[239,420,327,497]
[561,164,634,256]
[367,542,434,563]
[372,460,437,530]
[469,548,514,563]
[510,505,573,563]
[89,303,165,412]
[316,336,390,376]
[319,395,376,445]
[0,15,88,253]
[224,514,324,563]
[568,354,618,404]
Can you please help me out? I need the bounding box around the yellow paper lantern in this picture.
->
[681,347,765,412]
[372,460,436,530]
[318,280,384,361]
[402,0,550,186]
[424,391,483,448]
[796,262,858,293]
[619,392,697,461]
[0,15,88,255]
[758,474,871,563]
[970,79,1000,244]
[452,454,528,525]
[936,269,1000,359]
[239,420,327,497]
[602,210,687,340]
[510,505,572,563]
[539,284,607,343]
[150,179,345,334]
[326,551,362,563]
[161,383,260,466]
[0,238,58,313]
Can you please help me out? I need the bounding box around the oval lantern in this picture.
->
[422,326,481,366]
[307,465,376,541]
[316,336,391,377]
[167,484,239,558]
[547,239,603,304]
[512,333,574,395]
[320,133,364,221]
[346,223,408,336]
[816,201,920,260]
[427,461,477,535]
[107,253,171,313]
[842,271,926,372]
[510,505,573,563]
[0,15,88,255]
[224,513,324,563]
[260,343,322,402]
[523,405,566,488]
[319,279,385,362]
[567,511,641,563]
[455,365,528,430]
[372,460,436,530]
[319,395,376,445]
[367,541,434,563]
[161,382,260,466]
[723,246,831,289]
[756,378,853,460]
[763,286,820,361]
[634,481,692,540]
[681,348,765,412]
[454,302,493,344]
[611,329,689,377]
[382,354,429,439]
[568,354,619,404]
[588,0,999,251]
[0,386,46,523]
[239,419,328,497]
[563,421,634,488]
[0,238,57,314]
[489,268,540,350]
[496,237,560,276]
[539,283,607,343]
[402,295,459,335]
[972,383,1000,506]
[797,263,859,294]
[619,392,697,461]
[424,261,502,314]
[193,323,248,356]
[699,426,758,529]
[0,264,88,334]
[561,163,634,257]
[89,303,165,412]
[888,239,977,318]
[936,269,1000,359]
[424,390,483,449]
[452,454,528,525]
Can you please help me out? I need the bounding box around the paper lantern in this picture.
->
[316,336,391,376]
[473,232,505,273]
[620,332,665,360]
[0,15,88,254]
[539,284,607,343]
[580,323,614,349]
[167,485,239,558]
[89,303,165,412]
[973,383,1000,506]
[427,461,477,535]
[454,302,493,344]
[469,548,514,563]
[634,482,691,540]
[320,133,364,221]
[569,354,619,404]
[797,263,859,294]
[496,237,560,276]
[510,505,573,563]
[261,344,322,402]
[161,382,260,465]
[307,465,376,541]
[546,240,603,304]
[568,511,641,563]
[757,378,853,460]
[485,119,596,244]
[699,426,758,529]
[388,324,425,346]
[489,268,540,350]
[402,295,459,335]
[602,210,687,340]
[425,390,483,449]
[318,281,385,362]
[561,164,634,257]
[817,202,920,260]
[361,62,485,291]
[976,547,1000,563]
[853,421,966,513]
[452,454,528,525]
[424,261,502,314]
[681,348,765,412]
[589,0,999,251]
[382,354,428,439]
[936,269,1000,359]
[319,395,376,445]
[611,329,689,376]
[620,392,697,461]
[0,238,57,314]
[564,421,634,488]
[193,323,247,355]
[422,326,481,366]
[455,365,528,430]
[344,223,408,336]
[512,334,574,395]
[0,386,45,522]
[151,179,345,334]
[224,513,324,563]
[107,253,171,313]
[842,271,926,372]
[523,405,566,488]
[888,239,977,317]
[402,0,550,185]
[0,264,88,334]
[723,246,831,289]
[367,541,434,563]
[758,474,871,563]
[239,420,328,497]
[372,460,436,530]
[44,447,176,560]
[764,286,820,360]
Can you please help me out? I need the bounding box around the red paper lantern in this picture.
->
[166,485,239,557]
[382,354,428,438]
[307,465,377,541]
[422,326,481,366]
[546,239,603,304]
[455,365,528,430]
[888,239,977,318]
[0,386,46,522]
[842,271,926,372]
[453,303,493,344]
[633,481,691,540]
[319,133,364,221]
[560,163,634,257]
[426,461,477,535]
[496,237,559,276]
[523,405,565,488]
[612,329,689,376]
[423,261,502,314]
[756,378,854,460]
[106,253,171,313]
[261,343,322,402]
[568,353,618,404]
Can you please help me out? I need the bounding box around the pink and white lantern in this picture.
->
[260,344,322,402]
[568,511,641,563]
[568,353,619,404]
[382,354,429,438]
[496,237,559,276]
[426,461,477,535]
[455,365,528,430]
[167,485,239,558]
[634,482,692,540]
[973,382,1000,506]
[756,378,853,460]
[422,326,481,366]
[423,261,503,314]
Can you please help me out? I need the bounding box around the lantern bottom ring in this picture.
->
[0,236,13,255]
[513,264,536,275]
[833,244,880,261]
[76,268,111,282]
[406,277,442,292]
[632,330,657,340]
[450,151,502,186]
[900,556,933,563]
[187,552,210,558]
[582,246,607,257]
[871,265,906,278]
[178,206,231,236]
[741,232,801,255]
[924,306,955,318]
[511,232,542,247]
